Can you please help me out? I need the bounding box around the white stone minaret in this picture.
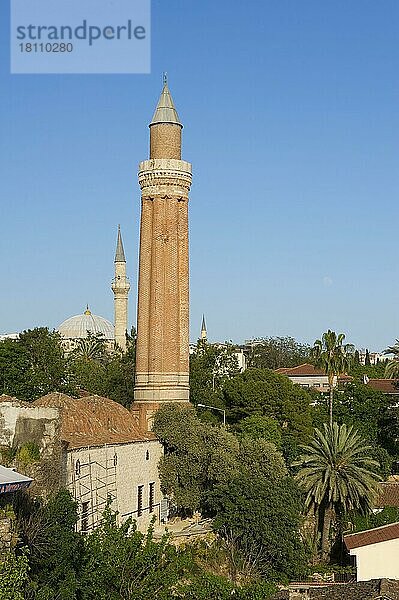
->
[111,225,130,352]
[201,315,207,341]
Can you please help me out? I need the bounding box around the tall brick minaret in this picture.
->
[132,77,192,432]
[111,225,130,352]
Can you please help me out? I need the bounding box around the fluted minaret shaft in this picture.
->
[133,81,192,432]
[111,226,130,352]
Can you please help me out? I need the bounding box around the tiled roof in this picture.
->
[33,392,153,449]
[0,394,30,407]
[345,522,399,550]
[366,379,399,394]
[275,363,327,377]
[375,482,399,507]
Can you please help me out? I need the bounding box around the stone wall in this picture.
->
[272,579,399,600]
[0,501,16,554]
[0,400,64,498]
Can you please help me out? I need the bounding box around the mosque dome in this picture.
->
[58,307,114,340]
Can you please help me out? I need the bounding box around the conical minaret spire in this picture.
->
[149,77,183,161]
[133,79,192,432]
[150,78,182,127]
[111,226,130,352]
[201,315,207,341]
[115,224,126,262]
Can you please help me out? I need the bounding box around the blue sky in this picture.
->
[1,0,398,350]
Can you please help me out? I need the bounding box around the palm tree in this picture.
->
[293,423,381,560]
[311,330,355,426]
[72,332,107,362]
[384,339,399,379]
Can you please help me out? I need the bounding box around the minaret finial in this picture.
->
[163,71,168,86]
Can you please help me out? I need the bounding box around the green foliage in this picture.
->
[154,404,289,518]
[0,444,17,466]
[154,404,239,513]
[0,550,30,600]
[69,330,136,407]
[293,422,382,559]
[176,572,235,599]
[71,331,107,362]
[190,340,240,410]
[311,382,398,460]
[234,415,282,448]
[311,330,355,426]
[223,369,313,445]
[207,474,308,581]
[16,489,84,599]
[176,572,277,599]
[0,326,136,406]
[16,441,40,466]
[11,491,278,600]
[246,336,310,370]
[294,423,381,514]
[351,506,399,532]
[237,437,287,482]
[80,508,189,600]
[349,362,386,380]
[0,328,73,401]
[384,339,399,378]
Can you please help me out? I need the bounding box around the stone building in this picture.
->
[132,77,192,432]
[0,393,164,532]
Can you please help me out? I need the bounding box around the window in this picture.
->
[145,450,150,460]
[75,460,81,476]
[81,501,89,533]
[113,453,118,467]
[137,485,144,517]
[149,482,155,513]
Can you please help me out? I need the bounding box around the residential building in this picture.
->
[345,523,399,582]
[276,363,335,391]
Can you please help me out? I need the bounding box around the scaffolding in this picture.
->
[70,445,118,532]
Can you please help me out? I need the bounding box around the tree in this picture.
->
[222,369,313,447]
[71,331,107,362]
[153,404,239,514]
[153,404,289,517]
[207,473,308,581]
[311,330,355,427]
[0,328,73,401]
[189,340,239,410]
[245,336,310,370]
[311,381,398,461]
[234,415,283,448]
[79,507,190,600]
[69,329,136,406]
[364,349,371,366]
[384,339,399,379]
[293,423,381,560]
[0,551,30,600]
[14,489,84,599]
